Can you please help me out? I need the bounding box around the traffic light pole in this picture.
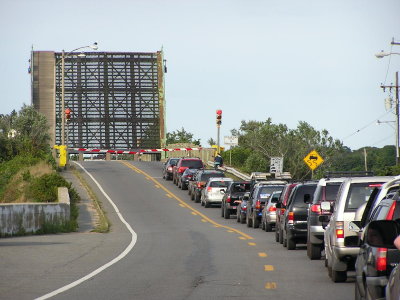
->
[217,126,220,153]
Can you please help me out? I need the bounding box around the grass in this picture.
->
[71,166,110,233]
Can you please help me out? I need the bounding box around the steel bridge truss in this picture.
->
[55,52,162,149]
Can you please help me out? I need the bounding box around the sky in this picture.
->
[1,0,400,151]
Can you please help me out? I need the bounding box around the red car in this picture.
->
[172,158,204,185]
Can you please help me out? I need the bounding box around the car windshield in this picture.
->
[345,182,384,211]
[210,181,231,188]
[168,159,179,165]
[181,160,203,168]
[257,186,285,200]
[290,185,317,208]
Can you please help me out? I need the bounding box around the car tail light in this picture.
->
[376,248,387,271]
[280,208,286,215]
[207,187,212,192]
[197,182,204,188]
[243,206,247,211]
[178,167,186,173]
[268,206,276,212]
[311,204,321,214]
[255,200,261,210]
[187,175,192,179]
[336,221,344,239]
[288,212,294,225]
[226,197,231,203]
[386,202,396,220]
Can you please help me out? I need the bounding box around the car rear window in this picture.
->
[258,186,285,200]
[231,183,251,193]
[313,183,341,204]
[345,182,384,211]
[210,181,231,188]
[200,173,225,181]
[181,160,203,168]
[289,185,317,208]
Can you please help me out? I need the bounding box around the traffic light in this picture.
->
[216,109,222,127]
[65,108,72,120]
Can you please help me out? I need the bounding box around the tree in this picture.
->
[232,118,345,179]
[207,137,216,147]
[0,105,50,161]
[166,127,200,146]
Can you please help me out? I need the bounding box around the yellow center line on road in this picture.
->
[120,161,254,240]
[264,265,274,271]
[248,242,256,246]
[258,252,268,257]
[265,282,277,289]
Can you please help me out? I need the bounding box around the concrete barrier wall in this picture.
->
[0,187,70,237]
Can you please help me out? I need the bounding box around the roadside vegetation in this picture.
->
[0,105,79,234]
[171,118,399,181]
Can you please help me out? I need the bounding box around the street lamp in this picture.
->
[375,51,400,58]
[60,42,98,146]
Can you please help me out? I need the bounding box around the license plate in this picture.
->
[232,206,237,209]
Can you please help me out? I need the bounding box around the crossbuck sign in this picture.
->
[270,157,283,173]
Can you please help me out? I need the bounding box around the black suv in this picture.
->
[246,182,285,229]
[221,181,251,219]
[172,158,204,186]
[281,182,317,250]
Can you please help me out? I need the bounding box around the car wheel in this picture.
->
[224,207,230,219]
[283,230,287,247]
[287,233,296,250]
[331,270,347,283]
[191,191,195,200]
[195,193,200,203]
[355,281,362,300]
[246,212,252,227]
[204,200,210,208]
[221,204,225,217]
[237,211,241,222]
[279,228,283,244]
[252,214,259,228]
[265,222,272,232]
[240,213,246,224]
[307,242,321,260]
[275,229,279,242]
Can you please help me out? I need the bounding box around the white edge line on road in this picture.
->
[35,162,138,300]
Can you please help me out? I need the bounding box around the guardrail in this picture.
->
[207,161,251,181]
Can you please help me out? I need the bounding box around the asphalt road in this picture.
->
[0,161,355,299]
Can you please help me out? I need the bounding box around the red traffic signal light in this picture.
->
[216,109,222,126]
[65,108,72,120]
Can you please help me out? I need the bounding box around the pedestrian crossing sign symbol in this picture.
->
[303,150,324,171]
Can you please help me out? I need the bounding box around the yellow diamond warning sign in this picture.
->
[303,150,324,171]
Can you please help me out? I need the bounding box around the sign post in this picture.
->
[224,136,238,165]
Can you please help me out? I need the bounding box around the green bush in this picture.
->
[27,173,71,202]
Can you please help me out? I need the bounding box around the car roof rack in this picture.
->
[324,171,374,179]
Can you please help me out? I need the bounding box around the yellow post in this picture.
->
[54,145,67,167]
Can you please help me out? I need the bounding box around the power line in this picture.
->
[342,109,394,141]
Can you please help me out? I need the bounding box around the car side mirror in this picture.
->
[365,220,400,248]
[349,221,362,232]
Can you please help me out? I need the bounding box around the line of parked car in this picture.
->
[162,158,400,300]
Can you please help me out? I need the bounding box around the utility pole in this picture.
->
[381,71,399,165]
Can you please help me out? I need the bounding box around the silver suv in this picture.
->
[322,176,393,282]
